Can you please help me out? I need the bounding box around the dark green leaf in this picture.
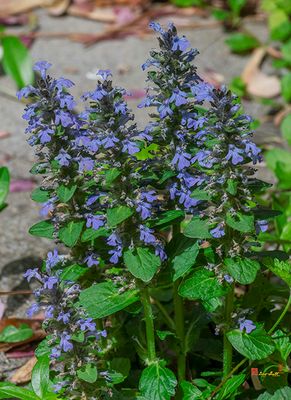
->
[56,184,77,203]
[139,363,177,400]
[81,227,109,242]
[60,264,87,282]
[171,241,199,281]
[225,33,259,53]
[267,259,291,287]
[30,162,48,175]
[29,220,54,239]
[179,268,226,301]
[227,326,275,360]
[31,356,50,398]
[107,206,133,227]
[272,330,291,361]
[281,73,291,102]
[0,167,9,205]
[156,330,175,341]
[2,36,34,88]
[253,208,281,220]
[225,257,260,284]
[184,217,211,239]
[226,212,254,233]
[246,179,272,193]
[226,179,237,195]
[152,210,184,228]
[77,364,97,383]
[229,0,246,14]
[79,282,139,318]
[0,383,39,400]
[257,386,291,400]
[59,220,84,247]
[110,358,131,383]
[31,188,50,203]
[0,324,33,343]
[216,374,246,400]
[190,188,211,201]
[281,114,291,146]
[180,380,202,399]
[105,168,121,185]
[124,247,161,282]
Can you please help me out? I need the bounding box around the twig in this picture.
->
[0,290,33,296]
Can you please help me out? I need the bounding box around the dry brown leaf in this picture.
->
[10,356,37,384]
[247,71,280,98]
[68,4,116,22]
[241,47,266,84]
[0,0,49,16]
[0,131,10,139]
[46,0,71,16]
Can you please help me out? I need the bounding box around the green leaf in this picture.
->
[29,220,54,239]
[79,282,139,318]
[184,217,211,239]
[247,179,272,194]
[281,114,291,146]
[257,386,291,400]
[265,148,291,173]
[31,356,50,398]
[225,33,259,53]
[139,363,177,400]
[269,11,291,41]
[0,167,9,205]
[124,247,161,282]
[81,227,108,242]
[31,188,50,203]
[56,184,77,202]
[105,168,121,185]
[171,241,199,281]
[0,383,39,400]
[181,381,202,399]
[216,374,246,400]
[2,36,34,88]
[267,259,291,287]
[190,188,211,201]
[107,206,133,227]
[135,143,159,160]
[272,330,291,361]
[226,212,254,233]
[281,73,291,103]
[156,330,175,341]
[282,40,291,64]
[226,179,238,195]
[59,220,84,247]
[179,268,226,301]
[229,76,247,97]
[77,364,97,383]
[227,326,275,360]
[110,358,131,383]
[60,264,87,282]
[229,0,246,14]
[225,257,260,284]
[0,324,33,343]
[152,210,184,228]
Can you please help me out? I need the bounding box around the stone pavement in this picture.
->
[0,10,278,314]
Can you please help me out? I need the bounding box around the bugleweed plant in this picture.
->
[1,22,290,400]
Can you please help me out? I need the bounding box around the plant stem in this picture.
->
[154,299,175,331]
[140,285,156,363]
[174,279,186,382]
[223,285,234,377]
[268,289,291,335]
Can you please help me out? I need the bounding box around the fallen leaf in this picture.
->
[68,3,116,22]
[114,6,137,25]
[10,179,35,193]
[241,47,266,84]
[7,349,36,358]
[10,356,37,383]
[247,71,280,98]
[0,0,46,16]
[0,131,11,139]
[46,0,71,16]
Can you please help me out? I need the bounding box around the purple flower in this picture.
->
[60,332,73,352]
[141,191,156,203]
[23,268,41,282]
[138,96,154,108]
[102,135,119,149]
[224,274,234,284]
[107,232,122,247]
[172,36,190,52]
[53,381,68,393]
[139,225,156,245]
[26,303,39,317]
[192,150,214,168]
[108,247,122,264]
[169,89,188,106]
[256,219,268,234]
[54,77,74,92]
[210,224,225,238]
[238,318,256,334]
[17,85,35,100]
[40,198,55,217]
[78,318,96,332]
[244,140,261,164]
[191,82,213,102]
[46,249,60,269]
[172,149,191,171]
[78,157,95,172]
[86,214,105,230]
[226,145,244,165]
[158,100,173,119]
[57,312,71,324]
[187,116,207,130]
[54,110,74,127]
[86,195,99,206]
[97,69,112,80]
[122,140,140,155]
[155,245,167,261]
[43,276,59,290]
[114,101,127,115]
[50,347,61,359]
[149,21,164,34]
[33,61,52,79]
[85,253,100,267]
[38,127,54,143]
[45,305,55,318]
[55,149,71,167]
[89,86,107,101]
[136,201,152,220]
